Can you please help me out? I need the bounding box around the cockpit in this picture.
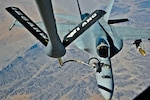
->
[97,45,109,58]
[96,38,109,58]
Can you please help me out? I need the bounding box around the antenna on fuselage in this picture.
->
[77,0,82,20]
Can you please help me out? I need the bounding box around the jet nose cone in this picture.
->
[98,86,113,100]
[101,91,112,100]
[95,62,114,100]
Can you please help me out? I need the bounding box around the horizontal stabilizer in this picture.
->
[108,19,129,24]
[6,7,49,46]
[63,10,106,47]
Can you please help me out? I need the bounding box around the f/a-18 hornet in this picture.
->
[6,0,150,99]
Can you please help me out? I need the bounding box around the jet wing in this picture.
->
[110,26,150,40]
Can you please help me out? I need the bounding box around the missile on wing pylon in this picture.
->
[138,47,146,56]
[133,39,146,56]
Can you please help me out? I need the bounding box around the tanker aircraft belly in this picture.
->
[6,0,150,99]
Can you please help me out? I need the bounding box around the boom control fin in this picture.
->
[6,7,49,46]
[63,10,106,47]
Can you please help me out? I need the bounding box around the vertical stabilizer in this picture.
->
[103,0,114,22]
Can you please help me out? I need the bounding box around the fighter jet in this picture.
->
[6,0,150,99]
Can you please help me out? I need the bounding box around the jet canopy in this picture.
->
[96,38,109,58]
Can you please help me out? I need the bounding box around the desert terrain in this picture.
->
[0,0,150,100]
